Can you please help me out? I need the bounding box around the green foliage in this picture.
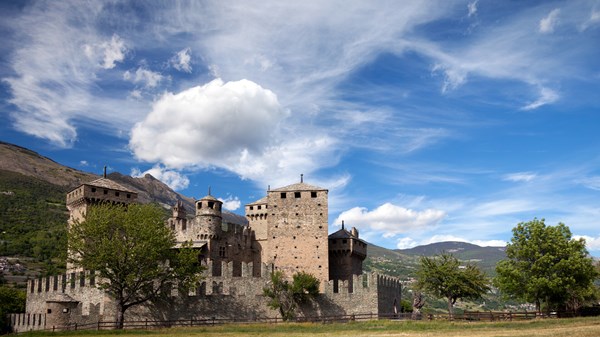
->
[494,218,598,313]
[263,270,320,321]
[68,203,203,328]
[416,253,490,318]
[0,286,26,333]
[0,170,67,272]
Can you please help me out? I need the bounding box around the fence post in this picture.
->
[74,323,78,331]
[97,320,100,330]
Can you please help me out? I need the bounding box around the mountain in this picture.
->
[0,141,247,281]
[364,241,506,279]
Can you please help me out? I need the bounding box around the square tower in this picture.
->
[262,181,329,286]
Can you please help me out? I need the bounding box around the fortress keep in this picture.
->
[11,175,400,332]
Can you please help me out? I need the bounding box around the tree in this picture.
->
[495,218,598,314]
[263,271,320,321]
[416,253,490,318]
[68,203,202,329]
[0,286,26,334]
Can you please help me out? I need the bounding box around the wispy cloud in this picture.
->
[467,1,478,18]
[503,172,537,183]
[539,8,561,34]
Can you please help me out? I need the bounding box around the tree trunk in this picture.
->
[447,297,454,320]
[116,302,125,329]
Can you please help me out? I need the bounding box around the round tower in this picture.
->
[195,193,223,240]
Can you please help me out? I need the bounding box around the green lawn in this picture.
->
[18,317,600,337]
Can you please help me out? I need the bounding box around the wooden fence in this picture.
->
[18,310,584,334]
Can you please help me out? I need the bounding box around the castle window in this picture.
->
[318,203,322,206]
[182,222,186,231]
[250,206,254,210]
[311,191,317,198]
[219,246,226,257]
[198,202,202,209]
[294,192,301,198]
[208,201,214,209]
[47,309,52,314]
[280,192,286,199]
[343,240,347,244]
[126,194,131,198]
[258,205,261,210]
[115,192,120,197]
[103,189,108,194]
[91,188,96,193]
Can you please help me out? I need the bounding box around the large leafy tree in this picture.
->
[416,253,490,318]
[495,218,598,313]
[68,203,202,328]
[263,271,320,321]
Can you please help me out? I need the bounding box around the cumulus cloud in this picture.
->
[334,203,446,238]
[130,78,285,166]
[131,165,190,191]
[123,67,163,88]
[84,34,128,69]
[170,48,193,73]
[218,196,241,211]
[574,235,600,251]
[503,172,537,182]
[539,8,560,34]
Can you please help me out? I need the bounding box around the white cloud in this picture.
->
[123,67,163,88]
[580,10,600,31]
[396,237,419,249]
[218,196,241,211]
[522,87,559,110]
[84,34,127,69]
[471,199,535,217]
[130,78,285,166]
[539,8,560,34]
[334,203,446,238]
[79,160,89,167]
[396,235,506,250]
[574,235,600,252]
[131,165,190,191]
[503,172,537,182]
[171,48,192,73]
[467,1,478,18]
[578,176,600,191]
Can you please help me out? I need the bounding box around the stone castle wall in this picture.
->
[11,261,401,332]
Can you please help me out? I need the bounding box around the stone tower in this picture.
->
[65,174,137,272]
[168,200,188,232]
[248,177,329,286]
[328,221,367,288]
[195,193,223,240]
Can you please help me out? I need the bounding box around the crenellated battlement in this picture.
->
[28,270,99,295]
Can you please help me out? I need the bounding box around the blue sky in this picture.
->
[1,1,600,254]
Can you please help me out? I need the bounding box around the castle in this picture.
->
[10,175,400,332]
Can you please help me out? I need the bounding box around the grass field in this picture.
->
[18,317,600,337]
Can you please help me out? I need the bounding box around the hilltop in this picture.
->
[0,141,246,282]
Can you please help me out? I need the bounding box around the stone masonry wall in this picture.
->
[11,261,401,332]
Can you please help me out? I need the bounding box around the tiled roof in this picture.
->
[84,178,135,193]
[248,196,269,205]
[328,228,354,239]
[270,182,327,192]
[199,194,219,201]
